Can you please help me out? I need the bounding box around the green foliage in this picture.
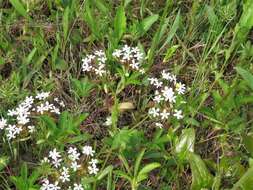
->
[233,166,253,190]
[38,111,90,146]
[10,163,40,190]
[236,67,253,91]
[9,0,29,18]
[174,128,195,161]
[71,77,94,98]
[188,153,213,190]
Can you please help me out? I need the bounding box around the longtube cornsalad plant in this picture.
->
[0,92,65,141]
[148,70,187,128]
[81,44,187,128]
[40,145,98,190]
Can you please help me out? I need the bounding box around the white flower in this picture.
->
[0,118,7,130]
[36,92,50,100]
[154,80,163,88]
[49,149,61,161]
[70,161,81,172]
[94,64,106,76]
[161,71,177,83]
[112,49,122,58]
[73,184,84,190]
[88,165,99,175]
[148,107,160,118]
[148,77,158,85]
[173,109,183,119]
[52,158,62,168]
[161,70,171,80]
[153,91,164,103]
[17,115,30,125]
[155,123,163,128]
[41,157,49,164]
[59,167,70,183]
[28,125,35,133]
[176,82,186,94]
[162,87,175,103]
[82,145,95,157]
[48,149,62,168]
[82,58,93,72]
[40,179,60,190]
[104,116,112,126]
[7,109,17,116]
[160,109,170,120]
[67,147,80,161]
[130,61,140,70]
[59,101,65,107]
[6,125,23,140]
[89,159,98,166]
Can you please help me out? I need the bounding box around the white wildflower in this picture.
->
[36,92,50,100]
[73,184,84,190]
[0,118,7,130]
[173,109,183,119]
[148,107,160,118]
[82,145,95,157]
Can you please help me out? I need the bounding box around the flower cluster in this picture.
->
[112,45,145,73]
[41,145,99,190]
[148,70,186,126]
[82,50,107,77]
[0,92,65,140]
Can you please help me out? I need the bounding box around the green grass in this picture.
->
[0,0,253,189]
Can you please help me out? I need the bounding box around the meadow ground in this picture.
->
[0,0,253,189]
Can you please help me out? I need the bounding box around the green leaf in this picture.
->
[243,133,253,158]
[137,14,159,37]
[114,170,132,182]
[10,0,29,18]
[97,165,114,180]
[159,10,181,51]
[236,67,253,91]
[233,166,253,190]
[0,156,9,171]
[163,45,180,62]
[188,153,213,190]
[136,162,160,183]
[174,128,195,160]
[111,128,139,150]
[63,6,70,40]
[134,148,146,177]
[93,0,109,14]
[113,6,126,41]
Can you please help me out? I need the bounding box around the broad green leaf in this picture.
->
[97,165,114,180]
[25,48,37,64]
[134,148,146,177]
[83,0,100,39]
[188,153,213,190]
[136,162,160,183]
[243,133,253,158]
[112,128,138,150]
[163,45,180,62]
[159,10,181,51]
[137,14,159,37]
[0,156,9,171]
[114,170,132,182]
[234,0,253,43]
[233,166,253,190]
[93,0,109,14]
[10,0,29,18]
[236,67,253,91]
[63,6,70,40]
[114,6,126,41]
[175,128,195,160]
